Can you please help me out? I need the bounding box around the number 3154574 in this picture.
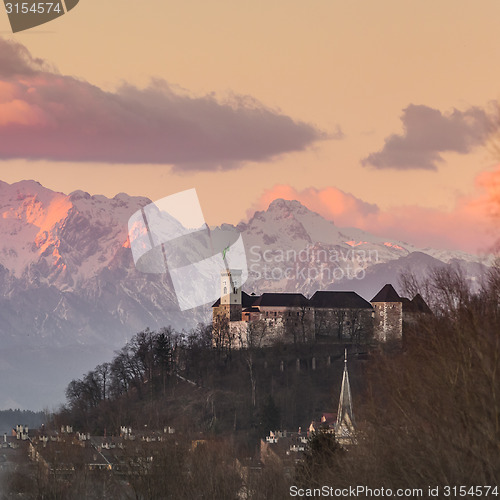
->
[5,3,62,14]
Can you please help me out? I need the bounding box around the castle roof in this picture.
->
[310,291,373,309]
[401,297,417,312]
[243,292,260,307]
[371,284,401,303]
[252,293,309,307]
[411,293,432,314]
[370,285,432,312]
[212,291,260,308]
[399,294,432,314]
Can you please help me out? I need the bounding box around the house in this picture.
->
[260,429,309,466]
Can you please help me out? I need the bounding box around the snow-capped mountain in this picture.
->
[0,180,201,349]
[0,181,491,409]
[239,198,485,265]
[233,198,490,297]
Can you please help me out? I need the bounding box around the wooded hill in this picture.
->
[56,323,369,448]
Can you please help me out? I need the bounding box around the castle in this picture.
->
[212,269,431,348]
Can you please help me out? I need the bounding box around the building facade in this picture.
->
[213,270,430,348]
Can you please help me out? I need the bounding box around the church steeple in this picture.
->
[335,349,356,444]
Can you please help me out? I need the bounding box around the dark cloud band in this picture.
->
[0,38,327,171]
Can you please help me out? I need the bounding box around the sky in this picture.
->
[0,0,499,254]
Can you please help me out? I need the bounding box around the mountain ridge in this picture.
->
[0,180,491,409]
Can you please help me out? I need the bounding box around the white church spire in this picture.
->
[335,349,356,444]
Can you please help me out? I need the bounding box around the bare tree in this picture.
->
[212,313,232,358]
[95,363,110,401]
[237,319,268,407]
[289,267,500,489]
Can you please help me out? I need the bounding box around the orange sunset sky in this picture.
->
[0,0,499,253]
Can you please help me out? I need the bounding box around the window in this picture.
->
[223,286,227,295]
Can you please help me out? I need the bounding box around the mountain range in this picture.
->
[0,180,491,410]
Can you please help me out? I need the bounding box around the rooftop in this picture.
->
[252,293,309,308]
[371,284,401,302]
[310,291,373,309]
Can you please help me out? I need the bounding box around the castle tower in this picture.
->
[371,284,403,342]
[335,349,356,445]
[219,269,242,322]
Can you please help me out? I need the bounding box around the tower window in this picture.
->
[224,286,227,295]
[233,287,237,294]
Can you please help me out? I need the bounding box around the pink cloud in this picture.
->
[250,185,378,228]
[0,99,45,126]
[0,38,327,170]
[252,173,500,254]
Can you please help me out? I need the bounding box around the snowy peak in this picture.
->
[243,197,404,253]
[244,198,344,247]
[0,181,153,282]
[266,198,322,219]
[250,198,328,227]
[0,180,73,276]
[241,197,489,265]
[0,179,66,209]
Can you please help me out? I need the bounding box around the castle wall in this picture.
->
[314,308,373,342]
[230,319,286,348]
[254,306,315,343]
[213,304,242,323]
